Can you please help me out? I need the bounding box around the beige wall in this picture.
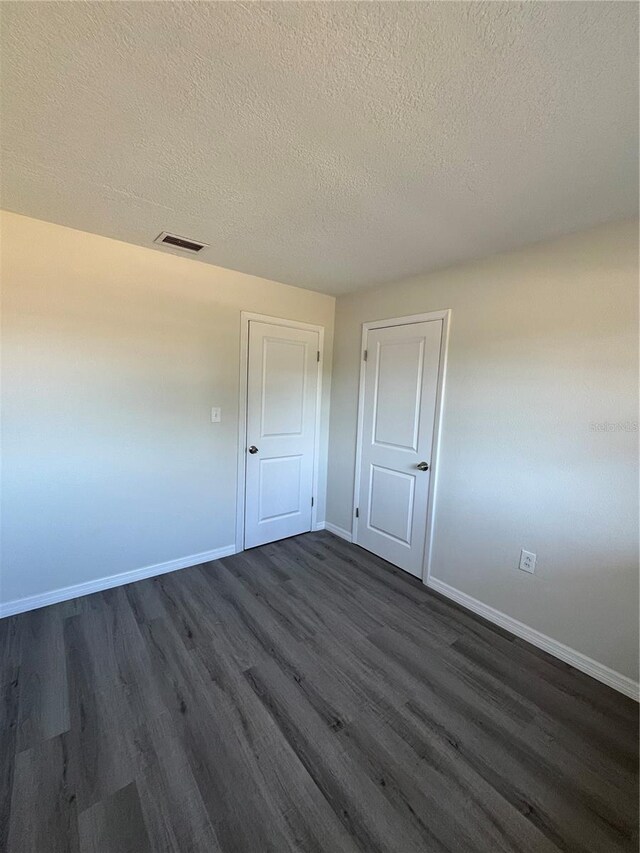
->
[2,210,638,685]
[0,211,334,605]
[327,220,639,682]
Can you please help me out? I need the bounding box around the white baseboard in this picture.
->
[313,521,326,531]
[6,538,635,701]
[324,521,353,543]
[427,576,639,701]
[0,544,237,619]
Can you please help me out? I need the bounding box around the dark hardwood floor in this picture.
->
[1,530,638,852]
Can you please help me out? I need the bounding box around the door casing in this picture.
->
[352,310,451,584]
[236,312,325,553]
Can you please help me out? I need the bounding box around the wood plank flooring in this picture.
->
[2,530,638,852]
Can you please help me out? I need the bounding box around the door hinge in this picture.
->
[317,350,320,363]
[311,496,314,507]
[363,349,368,362]
[355,507,359,518]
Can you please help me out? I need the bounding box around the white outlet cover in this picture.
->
[519,549,536,574]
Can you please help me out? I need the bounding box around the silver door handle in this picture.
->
[248,445,259,454]
[416,461,429,471]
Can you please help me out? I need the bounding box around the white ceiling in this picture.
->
[1,2,637,295]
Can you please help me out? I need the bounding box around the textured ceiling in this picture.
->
[1,2,638,295]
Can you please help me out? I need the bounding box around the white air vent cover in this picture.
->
[154,232,208,253]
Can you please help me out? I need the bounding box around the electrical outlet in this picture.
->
[519,549,536,574]
[211,407,221,423]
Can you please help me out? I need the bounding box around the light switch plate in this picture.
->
[211,407,221,423]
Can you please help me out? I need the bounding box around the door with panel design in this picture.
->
[245,321,319,549]
[355,319,443,577]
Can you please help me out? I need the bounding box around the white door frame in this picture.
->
[351,310,451,584]
[235,312,325,554]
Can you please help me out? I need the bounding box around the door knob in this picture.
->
[416,461,429,471]
[248,445,259,454]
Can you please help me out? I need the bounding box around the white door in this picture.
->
[355,319,443,577]
[245,321,319,549]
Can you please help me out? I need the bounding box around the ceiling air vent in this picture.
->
[154,231,208,254]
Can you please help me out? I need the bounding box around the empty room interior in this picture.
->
[1,2,639,852]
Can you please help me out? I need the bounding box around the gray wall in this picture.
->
[326,220,639,681]
[1,212,335,606]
